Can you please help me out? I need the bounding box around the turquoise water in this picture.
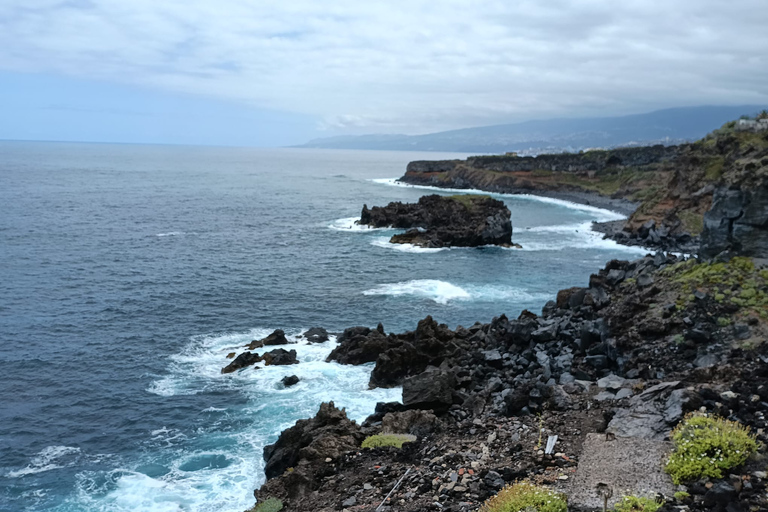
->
[0,142,647,511]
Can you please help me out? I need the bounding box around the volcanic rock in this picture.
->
[359,194,513,248]
[263,402,363,479]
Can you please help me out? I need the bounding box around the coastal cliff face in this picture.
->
[401,124,768,256]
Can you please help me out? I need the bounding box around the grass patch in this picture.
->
[704,156,725,181]
[665,413,758,484]
[246,498,283,512]
[361,434,415,449]
[663,257,768,316]
[677,209,704,235]
[479,482,567,512]
[614,495,664,512]
[446,194,490,209]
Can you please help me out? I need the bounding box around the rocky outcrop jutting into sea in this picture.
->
[359,194,513,248]
[398,122,768,256]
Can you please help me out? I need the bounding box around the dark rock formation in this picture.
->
[328,316,459,388]
[701,185,768,259]
[302,327,329,343]
[263,348,298,366]
[248,329,289,349]
[381,410,438,437]
[359,194,513,248]
[263,402,363,479]
[221,352,261,373]
[281,375,300,387]
[402,369,455,412]
[325,324,389,365]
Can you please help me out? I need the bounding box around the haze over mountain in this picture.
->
[297,105,768,153]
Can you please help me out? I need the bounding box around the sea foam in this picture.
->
[363,279,552,305]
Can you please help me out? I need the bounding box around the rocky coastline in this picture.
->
[398,123,768,256]
[245,252,768,512]
[237,121,768,512]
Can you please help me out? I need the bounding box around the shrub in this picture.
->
[614,495,664,512]
[479,481,567,512]
[247,498,283,512]
[361,434,415,449]
[673,491,690,501]
[665,413,758,484]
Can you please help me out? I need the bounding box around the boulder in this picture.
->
[326,325,390,365]
[402,370,455,411]
[221,351,262,373]
[381,409,438,437]
[263,402,363,479]
[263,348,298,366]
[303,327,329,343]
[248,329,289,349]
[281,375,300,387]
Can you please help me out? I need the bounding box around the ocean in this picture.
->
[0,141,648,511]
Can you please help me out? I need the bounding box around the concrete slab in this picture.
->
[568,433,675,509]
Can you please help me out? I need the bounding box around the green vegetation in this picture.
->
[361,434,415,449]
[665,413,759,484]
[446,194,490,209]
[704,156,725,181]
[246,498,283,512]
[479,482,567,512]
[673,491,690,501]
[613,495,664,512]
[663,257,768,317]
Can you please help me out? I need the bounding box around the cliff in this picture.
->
[400,122,768,256]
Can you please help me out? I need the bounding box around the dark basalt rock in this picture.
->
[302,327,329,343]
[263,402,363,479]
[221,351,262,373]
[326,324,389,365]
[328,316,458,389]
[263,348,298,366]
[701,185,768,259]
[402,369,455,411]
[359,194,513,248]
[248,329,289,349]
[281,375,300,387]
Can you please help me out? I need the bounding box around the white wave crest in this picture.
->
[364,279,470,304]
[7,445,81,478]
[370,237,446,253]
[370,177,626,222]
[327,217,387,232]
[516,221,649,254]
[363,279,551,305]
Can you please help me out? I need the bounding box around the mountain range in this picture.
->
[297,105,768,153]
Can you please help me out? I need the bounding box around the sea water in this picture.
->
[0,142,648,511]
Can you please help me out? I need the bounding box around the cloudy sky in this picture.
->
[1,0,767,146]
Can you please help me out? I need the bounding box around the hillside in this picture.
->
[298,106,767,153]
[399,120,768,255]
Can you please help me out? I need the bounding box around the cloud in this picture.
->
[0,0,767,134]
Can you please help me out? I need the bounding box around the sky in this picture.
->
[0,0,767,146]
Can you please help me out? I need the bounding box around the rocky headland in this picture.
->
[242,250,768,512]
[400,122,768,256]
[359,194,514,248]
[237,119,768,512]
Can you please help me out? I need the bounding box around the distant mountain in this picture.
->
[298,105,768,153]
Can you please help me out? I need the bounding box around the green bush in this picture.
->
[614,495,664,512]
[247,498,283,512]
[361,434,415,449]
[665,413,758,484]
[479,481,567,512]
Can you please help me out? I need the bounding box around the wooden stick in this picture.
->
[376,466,412,511]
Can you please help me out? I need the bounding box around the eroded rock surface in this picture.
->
[359,194,513,248]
